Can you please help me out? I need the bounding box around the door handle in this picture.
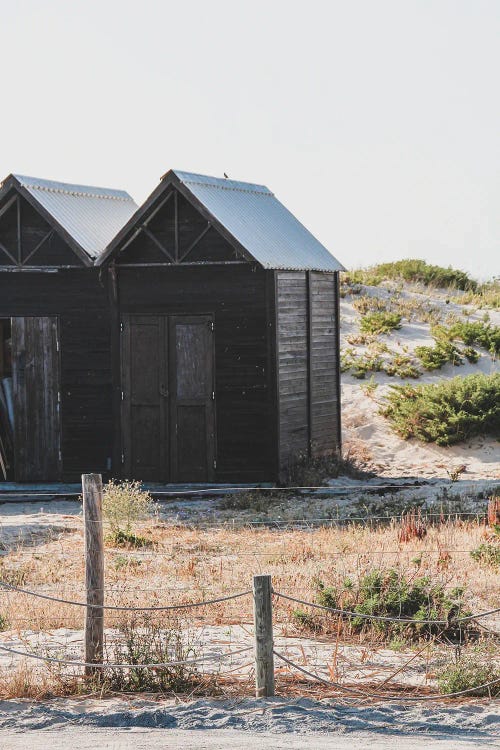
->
[159,384,169,398]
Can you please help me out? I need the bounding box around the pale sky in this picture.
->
[1,0,498,279]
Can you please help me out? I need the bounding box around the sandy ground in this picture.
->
[0,696,498,749]
[340,283,500,480]
[2,728,496,749]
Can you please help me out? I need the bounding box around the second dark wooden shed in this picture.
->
[100,170,345,483]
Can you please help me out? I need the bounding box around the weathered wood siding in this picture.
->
[0,270,112,479]
[276,270,341,471]
[276,271,309,467]
[11,316,61,481]
[310,271,341,456]
[117,265,275,481]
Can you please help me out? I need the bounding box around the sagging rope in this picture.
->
[273,650,500,701]
[0,581,251,611]
[0,643,253,669]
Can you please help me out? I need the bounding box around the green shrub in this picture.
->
[0,614,7,631]
[438,650,500,697]
[384,355,421,379]
[292,608,321,632]
[344,260,477,291]
[462,346,480,363]
[440,321,500,356]
[341,350,384,379]
[315,568,469,640]
[107,529,153,549]
[470,543,500,569]
[360,311,402,334]
[102,480,153,536]
[415,341,463,370]
[381,373,500,446]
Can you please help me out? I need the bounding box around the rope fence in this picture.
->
[1,580,497,624]
[0,473,498,703]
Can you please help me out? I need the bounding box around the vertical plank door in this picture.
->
[11,316,61,481]
[121,315,168,480]
[169,315,215,482]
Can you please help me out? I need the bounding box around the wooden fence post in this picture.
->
[82,473,104,677]
[253,574,275,697]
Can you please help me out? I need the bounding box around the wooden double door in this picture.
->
[121,314,215,482]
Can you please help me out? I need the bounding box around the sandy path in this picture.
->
[1,728,497,750]
[0,697,498,749]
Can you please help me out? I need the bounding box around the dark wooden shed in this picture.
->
[0,169,344,485]
[0,174,137,482]
[99,170,345,483]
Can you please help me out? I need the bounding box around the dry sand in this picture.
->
[0,696,498,749]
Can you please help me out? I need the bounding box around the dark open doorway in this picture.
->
[0,317,61,482]
[0,318,13,479]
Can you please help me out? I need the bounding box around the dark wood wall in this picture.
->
[276,270,341,472]
[0,270,113,480]
[310,271,341,456]
[276,272,309,465]
[117,265,277,481]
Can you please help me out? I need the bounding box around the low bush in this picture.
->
[384,355,421,379]
[381,373,500,446]
[440,320,500,357]
[470,543,500,569]
[102,480,154,537]
[344,260,477,291]
[438,648,500,697]
[313,568,470,640]
[107,615,201,692]
[0,614,7,631]
[107,529,153,549]
[360,311,402,335]
[415,341,463,371]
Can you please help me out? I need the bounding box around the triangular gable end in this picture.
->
[99,172,257,267]
[115,184,252,266]
[0,180,89,268]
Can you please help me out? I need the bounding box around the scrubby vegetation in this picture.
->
[103,480,155,548]
[382,373,500,446]
[438,647,500,696]
[470,542,500,569]
[341,348,421,380]
[450,278,500,311]
[360,311,402,334]
[344,259,478,291]
[293,568,470,641]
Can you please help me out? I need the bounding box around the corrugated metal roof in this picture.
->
[172,170,344,272]
[12,174,138,260]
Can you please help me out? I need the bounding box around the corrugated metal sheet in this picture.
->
[173,170,344,272]
[13,175,138,260]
